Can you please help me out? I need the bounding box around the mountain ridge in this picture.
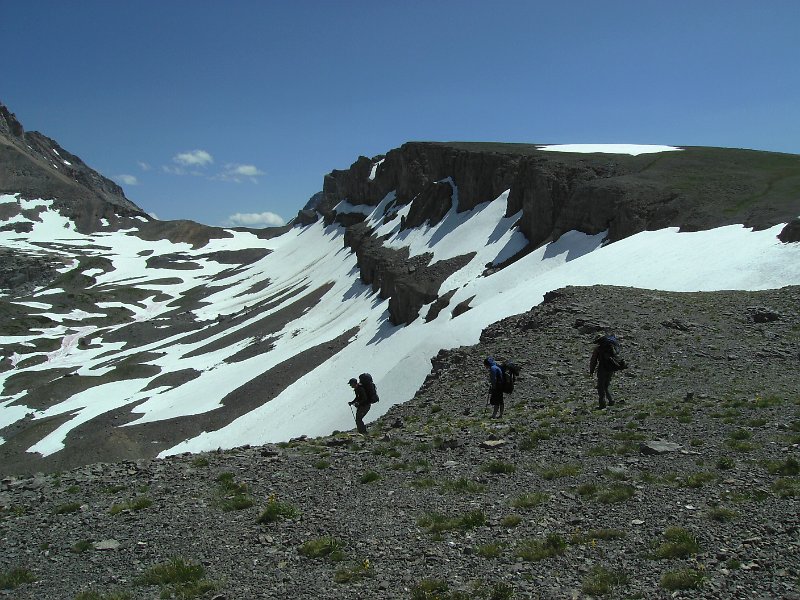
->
[0,102,798,481]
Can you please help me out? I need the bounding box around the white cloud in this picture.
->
[114,174,138,186]
[227,211,285,227]
[137,161,152,171]
[228,164,264,177]
[219,163,265,183]
[173,150,213,167]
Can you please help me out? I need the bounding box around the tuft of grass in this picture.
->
[0,567,36,590]
[410,579,452,600]
[729,428,752,440]
[215,472,254,511]
[766,457,799,476]
[440,477,486,494]
[54,502,82,515]
[708,507,738,522]
[333,558,372,583]
[102,485,126,494]
[109,496,153,515]
[418,510,487,534]
[257,498,299,524]
[516,533,567,561]
[660,568,705,590]
[410,477,438,489]
[683,471,716,488]
[71,539,94,553]
[716,456,736,470]
[135,557,216,599]
[520,428,551,450]
[581,565,629,596]
[510,492,548,509]
[597,484,635,504]
[483,461,517,474]
[773,478,798,498]
[577,483,598,496]
[652,527,701,559]
[298,536,345,561]
[538,463,581,480]
[74,590,132,600]
[190,457,209,467]
[476,542,505,558]
[360,470,380,484]
[501,514,522,528]
[313,459,330,469]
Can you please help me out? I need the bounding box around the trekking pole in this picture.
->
[349,404,356,423]
[483,391,490,415]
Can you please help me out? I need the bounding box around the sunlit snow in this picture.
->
[0,189,798,459]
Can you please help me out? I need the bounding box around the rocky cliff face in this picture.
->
[0,103,147,233]
[316,141,800,324]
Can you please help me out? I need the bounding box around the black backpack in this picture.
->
[596,336,627,371]
[499,362,521,394]
[358,373,380,403]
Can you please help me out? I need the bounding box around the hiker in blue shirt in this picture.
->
[484,357,505,418]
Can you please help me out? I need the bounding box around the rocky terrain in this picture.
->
[2,285,798,599]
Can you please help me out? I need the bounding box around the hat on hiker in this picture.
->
[348,378,358,386]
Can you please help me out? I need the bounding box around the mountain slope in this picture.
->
[0,285,797,599]
[0,107,799,476]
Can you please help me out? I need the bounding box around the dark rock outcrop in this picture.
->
[0,102,148,233]
[313,142,800,324]
[779,218,800,243]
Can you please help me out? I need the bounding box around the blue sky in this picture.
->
[3,1,799,227]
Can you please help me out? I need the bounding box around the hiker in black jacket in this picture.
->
[348,377,370,434]
[589,334,626,409]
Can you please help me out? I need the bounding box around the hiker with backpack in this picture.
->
[589,334,627,409]
[484,357,505,418]
[348,373,379,434]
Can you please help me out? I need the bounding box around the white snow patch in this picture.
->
[538,144,682,156]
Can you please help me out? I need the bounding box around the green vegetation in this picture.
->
[716,456,736,470]
[71,539,94,553]
[683,471,716,488]
[773,478,798,497]
[538,462,581,479]
[298,536,345,561]
[707,507,738,522]
[571,529,626,544]
[510,492,548,509]
[418,510,487,534]
[109,496,153,515]
[360,470,380,484]
[476,542,505,558]
[0,567,36,590]
[215,472,254,511]
[596,484,636,504]
[501,514,522,528]
[581,565,629,596]
[652,527,701,559]
[74,590,131,600]
[516,533,567,561]
[483,460,516,474]
[55,502,82,514]
[257,497,299,524]
[660,568,705,590]
[190,457,209,467]
[135,557,216,599]
[766,457,799,476]
[333,559,372,583]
